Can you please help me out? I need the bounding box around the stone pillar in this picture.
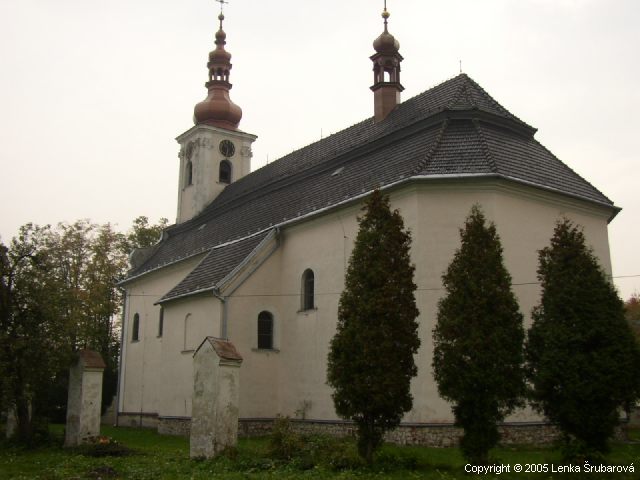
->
[190,337,243,458]
[5,409,17,439]
[65,349,106,447]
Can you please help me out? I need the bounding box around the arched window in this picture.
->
[301,269,315,311]
[219,160,232,184]
[158,306,164,338]
[185,161,193,187]
[132,313,140,342]
[183,313,195,351]
[257,311,274,349]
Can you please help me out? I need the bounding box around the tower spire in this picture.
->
[193,1,242,130]
[383,0,389,31]
[370,0,404,122]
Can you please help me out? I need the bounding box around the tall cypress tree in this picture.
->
[433,205,525,464]
[526,219,640,457]
[327,189,420,464]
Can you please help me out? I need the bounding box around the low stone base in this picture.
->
[117,412,158,429]
[239,419,562,447]
[629,407,640,427]
[138,415,628,447]
[158,417,191,436]
[101,396,117,426]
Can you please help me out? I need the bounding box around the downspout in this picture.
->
[214,229,280,341]
[213,290,228,340]
[115,287,129,427]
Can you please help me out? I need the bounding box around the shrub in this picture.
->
[268,416,303,460]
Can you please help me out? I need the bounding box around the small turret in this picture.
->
[370,2,404,122]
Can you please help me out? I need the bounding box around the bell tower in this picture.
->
[176,4,257,224]
[370,1,404,122]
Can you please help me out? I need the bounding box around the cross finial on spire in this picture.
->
[215,0,228,13]
[215,0,228,29]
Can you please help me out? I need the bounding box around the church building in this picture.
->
[117,6,618,441]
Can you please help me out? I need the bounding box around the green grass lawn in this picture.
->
[0,425,638,479]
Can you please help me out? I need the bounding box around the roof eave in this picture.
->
[156,229,280,305]
[122,171,619,290]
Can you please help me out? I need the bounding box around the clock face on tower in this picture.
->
[219,140,235,158]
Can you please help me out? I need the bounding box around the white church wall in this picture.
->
[224,181,612,425]
[405,180,612,424]
[119,179,614,428]
[158,294,222,418]
[224,243,285,419]
[273,210,360,421]
[119,255,205,419]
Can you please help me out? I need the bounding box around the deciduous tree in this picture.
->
[0,224,72,443]
[625,294,640,342]
[0,216,168,442]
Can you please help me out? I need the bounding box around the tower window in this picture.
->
[257,311,274,349]
[132,313,140,342]
[185,161,193,187]
[219,160,232,184]
[158,306,164,338]
[301,269,315,311]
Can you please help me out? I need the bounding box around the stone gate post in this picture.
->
[190,337,243,458]
[64,349,106,447]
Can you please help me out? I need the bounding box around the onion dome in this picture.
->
[193,12,243,130]
[373,7,400,54]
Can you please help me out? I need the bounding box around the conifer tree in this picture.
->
[327,189,420,464]
[526,219,640,457]
[433,205,525,464]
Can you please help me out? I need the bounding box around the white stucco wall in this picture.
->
[119,178,614,425]
[119,255,205,416]
[158,294,222,418]
[176,125,256,224]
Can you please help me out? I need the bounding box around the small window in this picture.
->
[183,313,197,352]
[185,161,193,187]
[132,313,140,342]
[219,160,232,184]
[158,306,164,338]
[257,311,274,349]
[301,269,315,311]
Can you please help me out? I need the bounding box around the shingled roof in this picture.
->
[123,74,616,297]
[158,231,270,303]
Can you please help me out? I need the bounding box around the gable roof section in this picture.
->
[158,231,269,303]
[124,74,616,290]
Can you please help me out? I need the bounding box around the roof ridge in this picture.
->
[532,137,614,204]
[446,75,470,109]
[473,119,498,173]
[464,76,529,126]
[411,119,449,175]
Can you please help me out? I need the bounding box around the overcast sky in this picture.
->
[1,0,638,298]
